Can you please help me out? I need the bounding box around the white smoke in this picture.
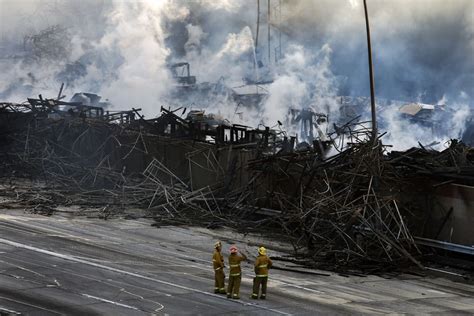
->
[184,24,207,59]
[196,26,255,84]
[0,0,472,148]
[379,92,471,150]
[95,1,172,114]
[0,0,176,117]
[261,44,339,138]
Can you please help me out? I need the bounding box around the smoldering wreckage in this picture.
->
[0,9,473,277]
[1,74,473,277]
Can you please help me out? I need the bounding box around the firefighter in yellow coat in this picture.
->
[252,246,272,299]
[212,241,226,294]
[227,245,247,299]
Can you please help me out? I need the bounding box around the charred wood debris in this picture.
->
[1,92,473,275]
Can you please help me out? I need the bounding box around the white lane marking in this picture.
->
[3,251,172,300]
[0,237,291,315]
[282,283,324,294]
[0,296,59,315]
[82,294,140,311]
[6,231,317,299]
[1,252,165,313]
[2,219,211,272]
[121,288,144,299]
[120,289,165,312]
[0,220,90,241]
[4,220,323,310]
[52,279,61,287]
[0,259,46,277]
[0,305,22,315]
[3,220,327,310]
[427,289,447,295]
[1,221,329,314]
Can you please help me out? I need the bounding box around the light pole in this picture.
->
[363,0,377,142]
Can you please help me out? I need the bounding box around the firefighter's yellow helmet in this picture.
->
[258,246,266,255]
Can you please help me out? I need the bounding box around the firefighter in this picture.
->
[252,246,272,299]
[226,245,247,299]
[212,241,226,294]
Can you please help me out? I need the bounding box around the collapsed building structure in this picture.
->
[1,88,472,274]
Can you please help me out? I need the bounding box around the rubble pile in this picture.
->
[0,117,137,213]
[156,135,472,273]
[387,140,474,185]
[0,100,231,221]
[1,97,473,273]
[235,138,473,272]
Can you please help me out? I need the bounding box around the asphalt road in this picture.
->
[0,212,473,315]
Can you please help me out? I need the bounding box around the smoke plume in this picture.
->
[0,0,472,148]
